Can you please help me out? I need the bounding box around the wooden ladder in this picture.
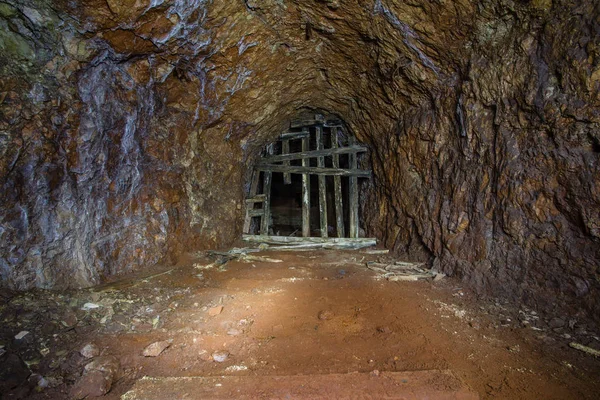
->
[243,168,271,235]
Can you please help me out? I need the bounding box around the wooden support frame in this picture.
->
[244,115,370,240]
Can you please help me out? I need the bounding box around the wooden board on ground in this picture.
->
[243,234,376,249]
[121,370,479,400]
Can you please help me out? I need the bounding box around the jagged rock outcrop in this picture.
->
[1,0,598,322]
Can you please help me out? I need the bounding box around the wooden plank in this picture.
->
[260,145,273,235]
[280,131,310,140]
[316,126,328,238]
[248,209,264,217]
[243,234,376,246]
[243,170,262,234]
[255,165,371,177]
[259,145,367,163]
[290,114,325,128]
[331,127,345,238]
[282,138,291,184]
[301,130,310,238]
[245,194,266,203]
[349,135,359,238]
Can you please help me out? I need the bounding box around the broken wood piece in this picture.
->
[240,254,283,263]
[569,342,600,358]
[362,249,389,255]
[243,235,376,248]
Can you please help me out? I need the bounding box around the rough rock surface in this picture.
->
[0,0,598,323]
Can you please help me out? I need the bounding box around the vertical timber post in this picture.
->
[301,128,311,237]
[348,135,359,238]
[282,138,291,185]
[316,126,328,238]
[260,144,273,235]
[331,127,345,238]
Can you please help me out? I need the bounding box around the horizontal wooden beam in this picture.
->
[280,131,310,140]
[243,235,377,248]
[247,209,264,217]
[255,164,371,177]
[260,145,368,163]
[290,118,342,128]
[245,194,266,203]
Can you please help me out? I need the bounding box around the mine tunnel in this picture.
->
[0,0,599,399]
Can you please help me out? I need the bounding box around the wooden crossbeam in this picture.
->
[259,145,367,163]
[247,209,264,217]
[280,131,310,140]
[256,165,371,177]
[245,194,266,203]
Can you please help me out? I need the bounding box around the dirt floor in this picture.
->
[1,248,599,399]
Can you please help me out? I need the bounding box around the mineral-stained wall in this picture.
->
[0,0,598,321]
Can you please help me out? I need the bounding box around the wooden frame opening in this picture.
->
[243,115,373,242]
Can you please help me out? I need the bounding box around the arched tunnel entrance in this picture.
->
[243,114,372,242]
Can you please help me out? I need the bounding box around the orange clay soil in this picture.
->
[19,249,600,399]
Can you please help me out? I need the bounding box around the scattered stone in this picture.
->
[142,340,173,357]
[14,331,29,340]
[433,273,446,282]
[548,318,565,329]
[81,343,100,359]
[225,365,248,372]
[508,345,520,353]
[208,306,224,316]
[71,355,121,398]
[84,355,120,377]
[370,369,380,377]
[212,350,230,362]
[318,310,334,320]
[376,326,392,334]
[61,312,78,328]
[469,321,481,330]
[227,328,242,336]
[81,303,101,311]
[70,370,112,399]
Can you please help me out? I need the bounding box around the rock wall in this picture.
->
[0,0,598,321]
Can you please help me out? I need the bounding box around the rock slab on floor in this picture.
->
[142,340,173,357]
[70,355,120,399]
